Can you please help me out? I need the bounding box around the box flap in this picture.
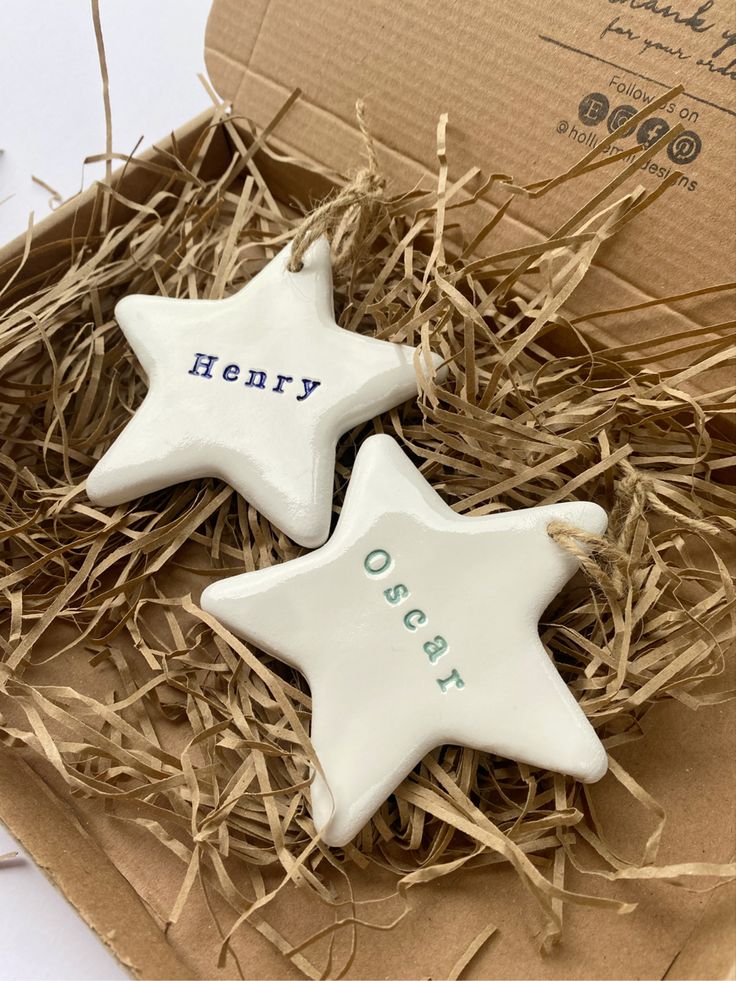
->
[204,0,735,347]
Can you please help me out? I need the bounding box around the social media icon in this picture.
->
[578,92,610,126]
[607,104,637,137]
[667,130,702,165]
[636,118,671,147]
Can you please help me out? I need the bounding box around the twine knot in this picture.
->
[288,100,386,273]
[547,521,627,597]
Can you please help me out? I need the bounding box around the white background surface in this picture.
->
[0,0,212,245]
[0,828,129,981]
[0,1,212,977]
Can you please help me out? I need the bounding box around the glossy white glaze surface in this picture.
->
[201,434,609,847]
[87,238,442,546]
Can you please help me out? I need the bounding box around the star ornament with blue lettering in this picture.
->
[86,238,443,547]
[201,434,609,847]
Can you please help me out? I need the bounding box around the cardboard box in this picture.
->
[1,1,734,978]
[205,0,736,356]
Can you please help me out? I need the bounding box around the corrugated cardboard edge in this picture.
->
[0,751,196,981]
[0,109,226,287]
[664,881,736,980]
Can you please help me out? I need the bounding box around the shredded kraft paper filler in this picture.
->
[0,12,735,980]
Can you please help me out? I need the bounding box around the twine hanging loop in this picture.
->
[288,100,386,273]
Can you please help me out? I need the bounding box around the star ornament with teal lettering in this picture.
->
[86,238,443,547]
[201,434,609,847]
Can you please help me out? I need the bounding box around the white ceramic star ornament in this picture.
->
[86,238,443,546]
[201,434,609,847]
